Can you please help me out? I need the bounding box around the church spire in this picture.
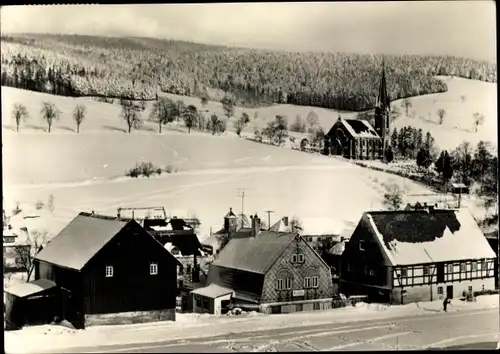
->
[376,59,390,110]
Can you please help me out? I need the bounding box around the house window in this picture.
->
[437,286,443,295]
[105,265,114,277]
[304,277,311,288]
[150,262,158,275]
[460,263,466,272]
[472,261,478,271]
[423,265,430,276]
[276,278,284,290]
[359,240,365,251]
[400,268,407,278]
[311,276,319,288]
[447,264,453,273]
[285,277,292,290]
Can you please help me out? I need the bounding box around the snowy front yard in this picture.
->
[5,295,498,353]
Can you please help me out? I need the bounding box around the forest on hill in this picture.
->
[1,33,497,111]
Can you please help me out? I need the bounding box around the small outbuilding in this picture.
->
[5,279,60,330]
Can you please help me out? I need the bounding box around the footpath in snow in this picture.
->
[4,295,498,354]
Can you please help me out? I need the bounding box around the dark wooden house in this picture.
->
[192,214,334,315]
[340,208,497,305]
[32,212,181,329]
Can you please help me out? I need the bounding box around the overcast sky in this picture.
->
[1,2,496,62]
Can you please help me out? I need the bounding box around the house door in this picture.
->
[446,285,454,299]
[436,264,444,283]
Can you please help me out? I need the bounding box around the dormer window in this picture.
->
[105,265,114,277]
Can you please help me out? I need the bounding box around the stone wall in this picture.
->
[85,308,175,327]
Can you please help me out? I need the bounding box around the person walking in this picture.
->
[443,297,451,312]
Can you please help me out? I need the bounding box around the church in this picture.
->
[325,63,391,160]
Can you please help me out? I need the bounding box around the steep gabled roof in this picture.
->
[365,208,496,266]
[328,118,380,139]
[35,212,182,271]
[212,231,297,274]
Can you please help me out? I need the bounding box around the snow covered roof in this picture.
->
[330,118,380,139]
[6,279,56,298]
[191,283,234,299]
[366,208,496,266]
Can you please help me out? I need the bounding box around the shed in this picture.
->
[5,279,60,330]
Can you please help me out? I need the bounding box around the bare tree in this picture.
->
[401,98,412,116]
[14,229,48,282]
[234,112,250,137]
[306,110,319,133]
[73,104,86,133]
[200,96,208,110]
[473,112,485,133]
[382,182,404,211]
[150,97,176,133]
[182,105,198,133]
[47,194,55,214]
[40,101,60,133]
[12,103,29,132]
[437,108,446,125]
[120,99,142,133]
[208,114,224,135]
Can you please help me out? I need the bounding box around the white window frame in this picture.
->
[105,265,114,277]
[285,277,292,290]
[311,276,319,288]
[150,262,158,275]
[359,240,365,251]
[298,254,305,263]
[304,277,311,288]
[276,278,284,290]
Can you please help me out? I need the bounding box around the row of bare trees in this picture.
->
[12,102,86,133]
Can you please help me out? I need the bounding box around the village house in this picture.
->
[5,212,182,330]
[325,63,391,160]
[340,207,497,305]
[192,214,334,315]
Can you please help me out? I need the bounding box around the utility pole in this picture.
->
[237,189,246,228]
[265,210,274,231]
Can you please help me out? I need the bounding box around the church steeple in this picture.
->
[374,59,391,157]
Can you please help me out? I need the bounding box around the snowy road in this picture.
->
[52,309,499,353]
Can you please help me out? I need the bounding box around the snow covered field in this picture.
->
[4,295,498,354]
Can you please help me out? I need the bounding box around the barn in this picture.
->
[31,212,181,329]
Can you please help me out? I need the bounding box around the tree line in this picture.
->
[1,33,496,111]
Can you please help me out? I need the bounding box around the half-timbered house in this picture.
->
[340,208,497,305]
[192,214,334,315]
[31,212,182,329]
